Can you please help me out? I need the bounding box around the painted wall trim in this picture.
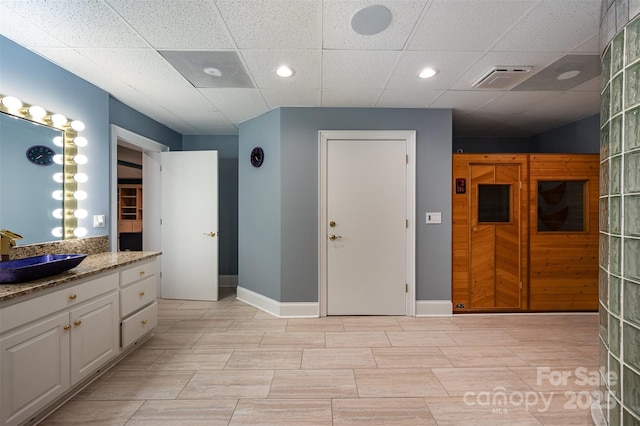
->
[236,286,319,318]
[219,275,238,288]
[415,300,453,316]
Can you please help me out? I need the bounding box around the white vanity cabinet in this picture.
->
[118,258,158,348]
[0,272,119,426]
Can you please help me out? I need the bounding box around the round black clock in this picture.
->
[26,145,55,166]
[250,146,264,168]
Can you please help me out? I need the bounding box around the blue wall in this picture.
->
[533,114,600,153]
[110,97,181,151]
[183,135,239,276]
[1,35,110,240]
[238,109,282,301]
[239,107,453,303]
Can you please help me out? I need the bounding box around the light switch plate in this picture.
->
[93,215,106,228]
[425,212,442,224]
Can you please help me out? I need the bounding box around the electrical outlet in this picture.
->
[93,215,106,228]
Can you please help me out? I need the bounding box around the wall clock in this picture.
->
[26,145,55,166]
[250,146,264,168]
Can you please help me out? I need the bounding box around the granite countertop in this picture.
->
[0,251,161,304]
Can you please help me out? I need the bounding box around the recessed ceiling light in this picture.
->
[203,67,222,77]
[276,65,295,78]
[418,68,438,79]
[557,70,581,80]
[351,5,392,36]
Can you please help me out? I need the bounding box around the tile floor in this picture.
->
[41,288,599,425]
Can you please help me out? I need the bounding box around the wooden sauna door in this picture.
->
[469,164,522,309]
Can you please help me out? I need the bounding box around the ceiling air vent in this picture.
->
[471,66,532,90]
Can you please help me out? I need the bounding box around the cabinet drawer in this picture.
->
[120,276,157,318]
[0,273,118,333]
[120,259,156,287]
[121,302,157,348]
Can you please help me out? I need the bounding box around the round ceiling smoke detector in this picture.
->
[351,5,392,36]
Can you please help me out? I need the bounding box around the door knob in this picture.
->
[329,221,336,228]
[203,231,217,237]
[329,234,342,241]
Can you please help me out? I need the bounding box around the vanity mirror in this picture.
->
[0,94,88,245]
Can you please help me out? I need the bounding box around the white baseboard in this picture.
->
[219,275,238,288]
[236,286,319,318]
[415,300,453,316]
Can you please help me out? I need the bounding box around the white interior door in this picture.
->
[160,151,218,301]
[326,139,407,315]
[142,152,161,252]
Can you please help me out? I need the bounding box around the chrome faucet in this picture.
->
[0,229,23,261]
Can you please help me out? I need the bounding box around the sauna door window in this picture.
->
[478,184,511,223]
[537,181,586,232]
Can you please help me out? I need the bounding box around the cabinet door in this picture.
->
[0,312,70,426]
[69,292,119,384]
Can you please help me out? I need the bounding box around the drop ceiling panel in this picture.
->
[386,51,483,91]
[572,34,600,53]
[376,89,443,108]
[76,48,194,97]
[491,0,601,52]
[322,89,382,107]
[241,50,321,89]
[106,0,235,49]
[322,50,401,89]
[1,0,147,48]
[571,77,601,92]
[407,0,536,51]
[322,0,425,50]
[449,51,564,90]
[428,90,503,113]
[525,90,601,118]
[261,88,321,109]
[476,91,560,115]
[200,88,268,124]
[160,50,254,88]
[0,4,63,47]
[215,0,320,49]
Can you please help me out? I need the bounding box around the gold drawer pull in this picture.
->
[74,320,82,327]
[68,294,77,300]
[63,325,71,331]
[139,291,145,297]
[139,270,145,276]
[141,319,148,325]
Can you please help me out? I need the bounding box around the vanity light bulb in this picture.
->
[1,96,22,111]
[73,136,88,147]
[52,227,64,238]
[52,190,64,200]
[74,209,88,219]
[51,113,67,127]
[53,136,64,147]
[73,173,88,183]
[52,209,64,219]
[73,227,88,238]
[28,105,47,119]
[53,154,64,165]
[70,120,85,131]
[73,154,88,165]
[73,190,88,201]
[53,172,64,183]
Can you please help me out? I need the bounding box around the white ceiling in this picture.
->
[0,0,603,138]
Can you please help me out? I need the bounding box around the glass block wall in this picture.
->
[599,5,640,425]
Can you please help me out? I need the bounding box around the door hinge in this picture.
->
[519,181,522,189]
[160,218,163,225]
[160,165,163,172]
[406,155,409,164]
[406,219,409,228]
[520,282,523,289]
[405,283,409,293]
